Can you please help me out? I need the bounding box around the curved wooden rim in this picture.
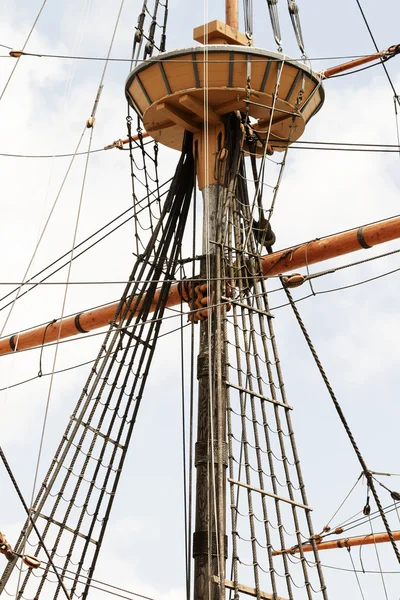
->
[125,45,325,113]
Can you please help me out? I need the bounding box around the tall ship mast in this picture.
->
[1,1,400,599]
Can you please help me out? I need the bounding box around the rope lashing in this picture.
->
[266,0,282,49]
[0,531,41,569]
[244,0,254,40]
[287,1,306,56]
[178,279,231,323]
[284,285,400,564]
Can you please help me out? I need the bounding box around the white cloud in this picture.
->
[0,1,400,599]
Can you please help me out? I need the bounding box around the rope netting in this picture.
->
[196,113,329,600]
[0,133,195,600]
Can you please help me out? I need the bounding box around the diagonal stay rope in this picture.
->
[283,284,400,564]
[0,447,71,600]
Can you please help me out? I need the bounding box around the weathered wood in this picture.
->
[193,183,227,600]
[194,124,225,189]
[212,576,288,600]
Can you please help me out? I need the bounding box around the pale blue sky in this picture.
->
[0,1,400,599]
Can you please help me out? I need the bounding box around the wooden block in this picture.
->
[193,20,250,46]
[179,93,222,124]
[156,102,200,133]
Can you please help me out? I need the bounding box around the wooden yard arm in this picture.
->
[273,530,400,555]
[0,214,399,356]
[320,44,400,79]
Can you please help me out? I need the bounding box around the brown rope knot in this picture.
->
[179,279,231,323]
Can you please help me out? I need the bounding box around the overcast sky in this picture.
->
[0,1,400,599]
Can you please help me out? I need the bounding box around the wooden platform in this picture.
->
[125,46,325,153]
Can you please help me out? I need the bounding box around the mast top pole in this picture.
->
[225,0,238,29]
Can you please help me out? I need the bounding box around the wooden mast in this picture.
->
[225,0,238,29]
[193,183,226,600]
[192,3,234,595]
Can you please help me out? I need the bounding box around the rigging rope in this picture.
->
[0,125,87,339]
[0,447,71,600]
[0,321,191,393]
[208,113,330,599]
[0,132,196,599]
[0,0,48,103]
[131,0,169,63]
[394,95,400,159]
[3,49,397,63]
[346,549,366,600]
[266,0,282,50]
[287,1,306,56]
[186,148,197,600]
[283,285,400,564]
[354,0,400,107]
[0,183,170,313]
[368,515,389,599]
[243,0,254,40]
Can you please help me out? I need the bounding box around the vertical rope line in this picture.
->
[247,73,307,256]
[97,0,126,90]
[13,136,195,598]
[215,181,232,600]
[354,0,400,106]
[0,447,71,600]
[227,144,296,599]
[225,199,240,600]
[346,548,366,600]
[179,263,189,595]
[238,276,296,597]
[230,163,268,596]
[187,144,198,600]
[236,159,329,596]
[259,286,326,599]
[283,284,400,565]
[0,0,48,103]
[394,95,400,159]
[367,515,389,599]
[14,125,95,600]
[8,7,133,590]
[126,117,140,257]
[243,58,285,250]
[236,284,262,594]
[234,145,298,598]
[0,126,87,339]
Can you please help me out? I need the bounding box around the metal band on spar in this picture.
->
[1,214,400,356]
